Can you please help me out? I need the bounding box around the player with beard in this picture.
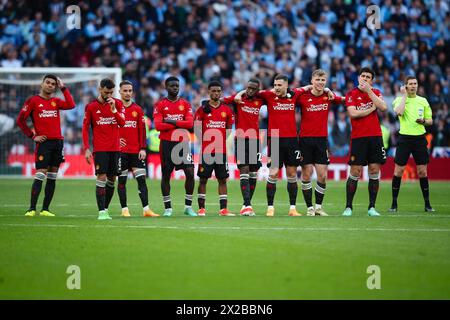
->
[83,78,125,220]
[342,67,387,217]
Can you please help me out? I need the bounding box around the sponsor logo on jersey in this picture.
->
[206,120,226,129]
[241,105,260,115]
[273,103,295,111]
[124,120,137,128]
[165,114,184,121]
[355,102,374,111]
[39,110,58,118]
[96,117,117,125]
[306,103,329,112]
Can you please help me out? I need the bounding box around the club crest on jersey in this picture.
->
[254,101,259,106]
[132,111,138,117]
[96,165,100,170]
[351,156,355,161]
[221,112,226,118]
[51,101,57,107]
[179,105,184,111]
[38,155,44,161]
[323,97,328,101]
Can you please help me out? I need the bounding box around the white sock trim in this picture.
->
[287,177,297,183]
[47,172,57,180]
[369,172,380,180]
[315,185,326,194]
[35,172,46,181]
[96,180,106,187]
[267,177,277,184]
[301,181,312,190]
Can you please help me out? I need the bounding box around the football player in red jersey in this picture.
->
[17,74,75,217]
[153,77,196,217]
[117,80,158,217]
[297,69,345,216]
[221,79,264,216]
[235,75,319,217]
[343,67,388,217]
[195,81,235,216]
[82,78,126,220]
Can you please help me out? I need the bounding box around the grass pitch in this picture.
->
[0,178,449,299]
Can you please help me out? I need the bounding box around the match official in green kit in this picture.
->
[390,76,434,213]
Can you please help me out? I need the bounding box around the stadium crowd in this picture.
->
[0,0,449,157]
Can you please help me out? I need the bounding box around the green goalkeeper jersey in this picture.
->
[393,95,432,136]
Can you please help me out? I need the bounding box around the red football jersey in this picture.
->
[119,102,146,154]
[194,103,234,154]
[345,88,383,138]
[153,97,193,142]
[82,98,125,152]
[297,91,343,137]
[16,88,75,140]
[257,88,305,138]
[222,93,264,139]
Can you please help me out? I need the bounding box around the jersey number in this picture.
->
[257,153,262,161]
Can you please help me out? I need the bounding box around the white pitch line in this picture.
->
[0,223,450,232]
